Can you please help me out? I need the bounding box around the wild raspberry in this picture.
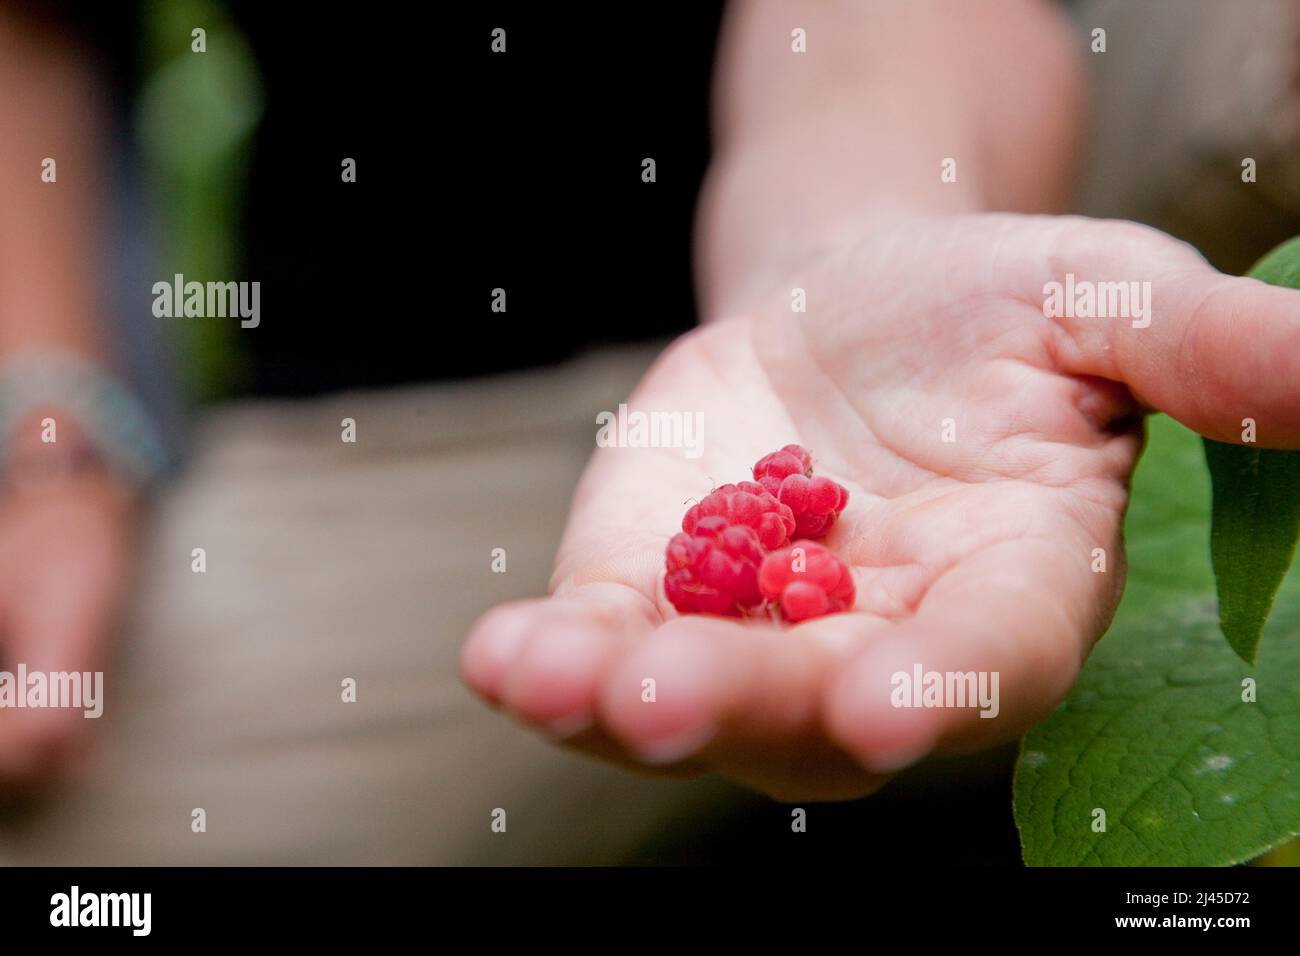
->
[767,473,849,539]
[682,481,795,551]
[664,516,765,616]
[752,444,813,489]
[759,541,855,622]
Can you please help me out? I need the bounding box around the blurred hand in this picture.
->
[462,213,1300,800]
[0,467,134,783]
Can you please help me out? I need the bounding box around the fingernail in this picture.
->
[860,734,935,774]
[461,609,536,701]
[541,713,595,740]
[633,722,719,766]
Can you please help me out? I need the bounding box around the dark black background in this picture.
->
[35,1,724,394]
[228,2,724,392]
[445,5,725,381]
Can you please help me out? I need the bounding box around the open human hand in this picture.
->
[462,213,1300,800]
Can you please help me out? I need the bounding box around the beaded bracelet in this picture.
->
[0,349,170,487]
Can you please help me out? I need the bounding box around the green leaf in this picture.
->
[1243,234,1300,289]
[1202,237,1300,663]
[1015,415,1300,865]
[1204,442,1300,663]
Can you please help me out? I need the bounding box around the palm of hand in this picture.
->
[464,213,1231,800]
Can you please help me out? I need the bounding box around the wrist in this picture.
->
[2,409,114,494]
[0,349,170,492]
[697,132,977,318]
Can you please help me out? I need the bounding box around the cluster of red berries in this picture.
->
[664,444,853,623]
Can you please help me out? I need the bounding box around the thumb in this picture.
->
[1046,221,1300,448]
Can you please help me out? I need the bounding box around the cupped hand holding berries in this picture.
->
[463,2,1300,801]
[463,213,1300,801]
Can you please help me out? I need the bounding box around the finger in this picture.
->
[598,611,890,779]
[1113,272,1300,445]
[825,529,1113,773]
[462,590,714,781]
[460,583,657,735]
[1045,221,1300,446]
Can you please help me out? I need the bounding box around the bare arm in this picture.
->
[0,7,114,362]
[697,0,1086,317]
[0,8,136,783]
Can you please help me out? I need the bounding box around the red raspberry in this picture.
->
[767,473,849,539]
[753,444,849,538]
[759,541,855,622]
[752,444,813,488]
[664,516,765,616]
[682,481,795,551]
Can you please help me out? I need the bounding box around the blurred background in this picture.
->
[0,0,1298,864]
